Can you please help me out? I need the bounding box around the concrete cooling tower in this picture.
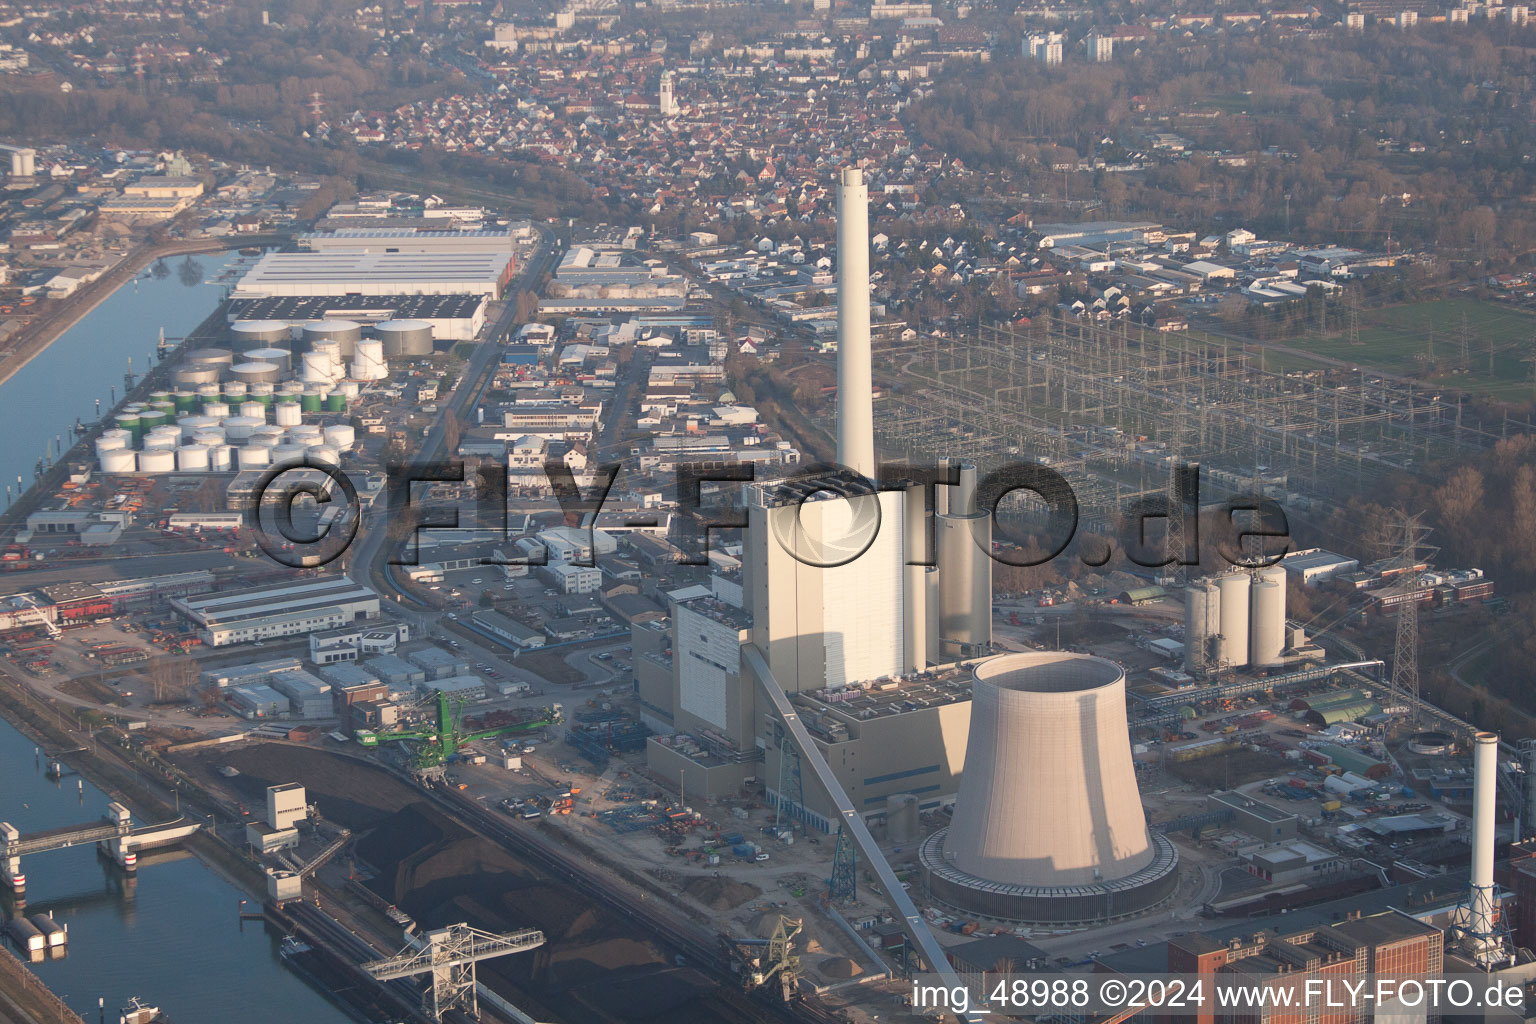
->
[920,651,1178,922]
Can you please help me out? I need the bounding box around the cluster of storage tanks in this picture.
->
[94,316,426,476]
[96,383,357,476]
[1183,565,1288,674]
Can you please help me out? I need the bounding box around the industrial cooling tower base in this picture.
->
[918,828,1181,924]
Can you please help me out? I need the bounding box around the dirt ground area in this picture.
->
[171,742,739,1024]
[1167,748,1293,789]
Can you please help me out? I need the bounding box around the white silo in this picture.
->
[208,445,233,472]
[301,351,336,384]
[274,401,302,428]
[137,449,175,474]
[202,401,230,420]
[95,435,127,457]
[192,429,225,447]
[1249,565,1288,668]
[1215,572,1251,669]
[99,449,137,474]
[350,338,387,381]
[235,446,271,470]
[221,416,263,441]
[288,424,322,445]
[308,445,340,467]
[1183,580,1220,674]
[322,424,355,449]
[176,445,210,473]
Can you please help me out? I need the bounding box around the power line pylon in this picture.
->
[829,826,857,903]
[1389,512,1436,724]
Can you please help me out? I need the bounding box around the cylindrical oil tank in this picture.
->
[187,347,235,370]
[173,366,221,388]
[229,320,291,352]
[238,402,266,422]
[244,347,292,374]
[221,415,263,441]
[300,351,336,385]
[252,425,285,445]
[137,449,175,474]
[137,410,165,432]
[141,434,176,451]
[202,400,230,420]
[303,319,361,358]
[196,383,222,401]
[95,435,127,456]
[323,424,355,449]
[114,412,141,440]
[277,379,304,396]
[288,424,322,445]
[100,427,132,446]
[376,319,434,358]
[177,415,218,440]
[176,445,210,472]
[350,338,388,381]
[1250,568,1287,668]
[311,340,344,378]
[1215,572,1251,670]
[172,390,197,414]
[308,444,340,467]
[235,446,271,470]
[324,392,346,413]
[333,380,360,399]
[230,361,280,385]
[149,390,172,405]
[221,381,248,400]
[274,401,302,427]
[300,388,324,413]
[208,445,233,472]
[269,443,308,466]
[99,448,137,473]
[192,429,225,447]
[248,381,274,400]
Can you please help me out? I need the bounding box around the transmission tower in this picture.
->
[308,90,326,124]
[1459,312,1472,370]
[1347,290,1362,346]
[829,826,857,903]
[1388,513,1436,723]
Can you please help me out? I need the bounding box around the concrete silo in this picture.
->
[1215,572,1251,670]
[1183,579,1220,674]
[920,651,1179,922]
[935,462,993,657]
[1249,565,1287,668]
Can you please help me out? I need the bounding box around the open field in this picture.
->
[1228,297,1536,400]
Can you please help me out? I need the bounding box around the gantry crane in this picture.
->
[363,923,545,1021]
[723,916,802,1002]
[372,689,562,773]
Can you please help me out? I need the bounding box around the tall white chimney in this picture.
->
[836,167,875,481]
[1469,730,1499,963]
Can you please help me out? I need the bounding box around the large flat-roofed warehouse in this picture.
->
[226,294,486,342]
[232,252,514,299]
[170,577,381,647]
[298,227,516,255]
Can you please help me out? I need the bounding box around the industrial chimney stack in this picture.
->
[836,168,875,481]
[1468,730,1501,964]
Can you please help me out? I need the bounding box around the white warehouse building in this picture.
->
[170,577,381,647]
[233,252,513,299]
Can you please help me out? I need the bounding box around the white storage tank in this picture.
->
[192,429,225,447]
[221,381,249,400]
[323,424,355,449]
[187,347,236,369]
[376,319,434,358]
[308,444,340,467]
[235,446,271,470]
[208,445,233,472]
[350,338,388,381]
[137,449,175,474]
[176,445,211,472]
[334,380,361,399]
[239,401,267,422]
[274,401,302,427]
[230,320,292,352]
[244,347,292,374]
[177,415,219,440]
[230,361,280,385]
[95,434,128,455]
[288,424,322,445]
[1250,565,1288,668]
[1215,572,1251,670]
[173,366,221,388]
[202,400,230,420]
[269,443,308,466]
[302,319,362,358]
[300,351,337,384]
[1183,580,1220,674]
[221,415,263,441]
[99,448,137,473]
